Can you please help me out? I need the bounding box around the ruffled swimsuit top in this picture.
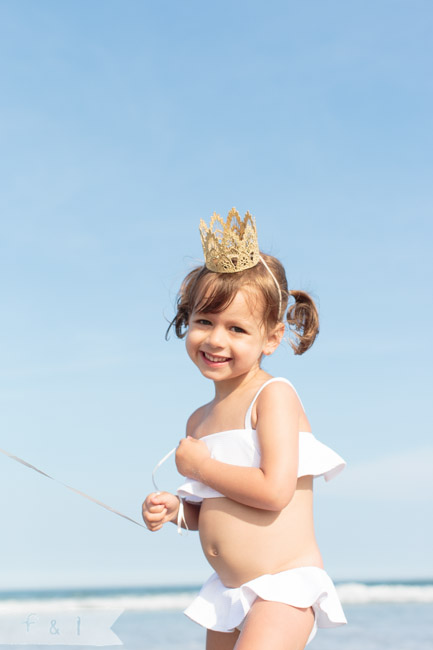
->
[177,377,346,504]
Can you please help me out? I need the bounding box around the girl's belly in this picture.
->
[198,477,323,588]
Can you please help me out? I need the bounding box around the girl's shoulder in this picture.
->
[255,376,303,407]
[255,378,302,412]
[185,403,211,437]
[252,377,308,430]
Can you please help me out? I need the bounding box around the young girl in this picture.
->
[143,209,347,650]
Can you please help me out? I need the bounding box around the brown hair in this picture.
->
[166,252,319,355]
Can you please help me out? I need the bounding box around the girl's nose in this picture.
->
[205,326,226,349]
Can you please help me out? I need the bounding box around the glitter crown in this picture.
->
[199,208,260,273]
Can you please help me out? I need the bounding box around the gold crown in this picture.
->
[199,208,260,273]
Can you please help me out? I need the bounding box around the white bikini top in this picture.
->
[174,377,346,504]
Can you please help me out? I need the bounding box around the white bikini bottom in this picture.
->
[184,566,347,645]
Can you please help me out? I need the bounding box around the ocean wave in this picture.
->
[336,582,433,604]
[1,583,433,612]
[0,592,197,613]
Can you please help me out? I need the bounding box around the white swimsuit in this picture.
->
[163,377,347,643]
[177,379,345,502]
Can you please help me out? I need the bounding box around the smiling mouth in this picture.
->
[201,351,232,364]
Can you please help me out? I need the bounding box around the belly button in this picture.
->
[210,548,219,556]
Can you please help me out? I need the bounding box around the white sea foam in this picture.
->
[1,583,433,613]
[336,582,433,604]
[0,593,196,613]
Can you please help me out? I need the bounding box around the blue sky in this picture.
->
[1,0,432,589]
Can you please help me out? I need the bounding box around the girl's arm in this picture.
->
[176,382,301,512]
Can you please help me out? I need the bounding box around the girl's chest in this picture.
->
[194,402,255,439]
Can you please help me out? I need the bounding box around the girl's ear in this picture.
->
[262,323,285,356]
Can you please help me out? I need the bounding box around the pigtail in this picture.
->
[165,301,189,340]
[165,267,202,340]
[286,290,319,355]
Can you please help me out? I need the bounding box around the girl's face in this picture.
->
[185,289,282,382]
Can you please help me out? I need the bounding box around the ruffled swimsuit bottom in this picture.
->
[184,566,347,645]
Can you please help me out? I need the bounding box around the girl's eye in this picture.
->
[196,319,211,326]
[231,326,246,333]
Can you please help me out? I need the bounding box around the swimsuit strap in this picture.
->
[244,377,305,429]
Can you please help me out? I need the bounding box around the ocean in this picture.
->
[0,580,432,649]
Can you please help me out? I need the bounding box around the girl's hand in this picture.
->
[175,436,211,479]
[142,491,179,532]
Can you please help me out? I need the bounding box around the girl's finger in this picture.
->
[148,504,166,513]
[143,504,162,516]
[145,509,167,521]
[144,492,162,505]
[149,518,166,529]
[150,493,167,505]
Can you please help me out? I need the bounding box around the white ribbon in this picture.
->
[1,444,189,535]
[151,446,177,492]
[0,447,145,529]
[151,446,188,535]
